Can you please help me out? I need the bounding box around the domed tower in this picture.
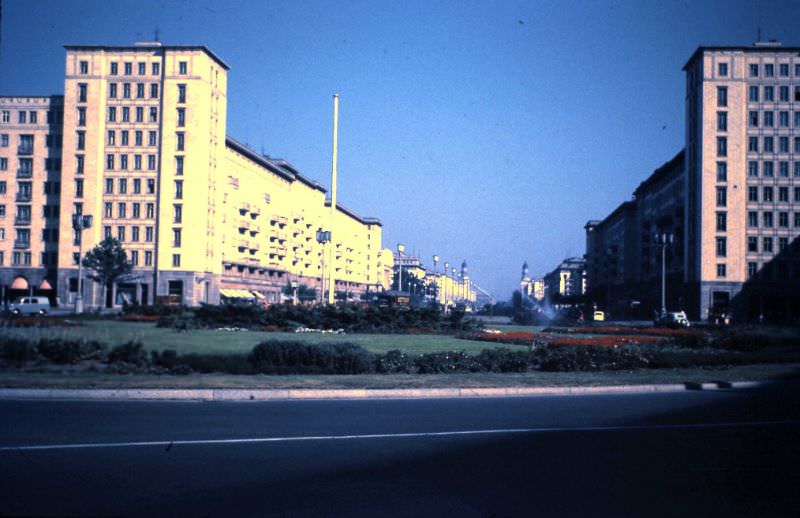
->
[520,260,533,297]
[460,260,468,279]
[522,261,529,280]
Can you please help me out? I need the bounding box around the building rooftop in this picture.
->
[682,42,800,70]
[633,150,684,198]
[64,43,230,70]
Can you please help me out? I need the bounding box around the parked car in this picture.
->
[655,310,690,328]
[8,296,51,316]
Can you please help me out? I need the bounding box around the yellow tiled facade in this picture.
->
[0,42,383,308]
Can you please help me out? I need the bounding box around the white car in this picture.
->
[8,296,51,316]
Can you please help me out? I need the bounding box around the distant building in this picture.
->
[543,257,585,305]
[519,261,544,301]
[392,250,477,308]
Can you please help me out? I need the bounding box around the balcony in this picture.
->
[14,216,31,226]
[15,192,32,203]
[17,146,33,156]
[16,169,33,179]
[13,240,30,249]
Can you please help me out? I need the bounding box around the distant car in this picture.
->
[8,296,50,316]
[593,310,605,322]
[655,310,690,328]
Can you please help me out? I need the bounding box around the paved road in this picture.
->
[1,386,798,517]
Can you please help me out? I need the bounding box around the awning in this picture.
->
[220,288,256,299]
[10,277,28,290]
[251,291,265,299]
[39,279,53,290]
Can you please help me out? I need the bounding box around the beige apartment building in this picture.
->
[684,43,800,320]
[0,42,384,308]
[0,96,63,303]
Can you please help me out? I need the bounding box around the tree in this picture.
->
[82,237,134,308]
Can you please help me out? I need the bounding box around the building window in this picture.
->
[110,62,118,75]
[748,161,758,177]
[779,186,789,202]
[147,179,155,194]
[148,131,157,146]
[716,186,726,207]
[172,254,181,267]
[150,83,159,98]
[131,250,139,265]
[779,137,789,153]
[763,186,773,201]
[104,202,112,218]
[716,137,727,157]
[1,111,8,123]
[105,178,113,194]
[0,134,7,147]
[120,154,128,170]
[132,202,140,218]
[78,83,87,102]
[176,132,185,151]
[117,226,125,241]
[764,86,774,102]
[796,137,800,153]
[796,213,800,227]
[763,137,773,153]
[136,83,144,99]
[106,154,114,170]
[145,226,154,242]
[107,130,115,146]
[138,62,146,75]
[135,130,143,146]
[108,106,116,122]
[749,111,758,127]
[122,107,130,122]
[764,63,774,77]
[763,237,773,253]
[148,154,156,170]
[136,107,144,123]
[763,211,773,228]
[764,111,774,127]
[748,211,758,227]
[173,228,181,247]
[75,179,83,198]
[764,161,774,177]
[77,108,86,126]
[0,158,6,171]
[133,179,141,194]
[716,161,727,182]
[716,264,726,278]
[779,212,788,227]
[103,226,112,239]
[780,111,789,127]
[176,156,184,175]
[79,60,88,74]
[174,204,182,223]
[152,62,160,75]
[177,108,185,127]
[716,211,726,231]
[780,63,789,77]
[149,107,158,122]
[132,226,140,241]
[146,203,154,218]
[76,155,84,173]
[119,178,127,194]
[123,83,131,99]
[748,136,758,152]
[120,130,128,146]
[780,86,789,102]
[178,84,186,103]
[795,187,800,202]
[749,63,759,77]
[779,237,788,252]
[124,62,132,75]
[748,236,758,252]
[748,86,759,102]
[179,61,187,74]
[717,111,727,131]
[175,180,183,199]
[145,251,153,266]
[716,237,726,257]
[134,154,142,170]
[748,262,758,278]
[718,62,728,76]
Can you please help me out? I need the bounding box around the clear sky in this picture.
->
[1,0,799,300]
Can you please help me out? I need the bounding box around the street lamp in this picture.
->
[432,254,439,306]
[443,261,450,310]
[396,243,405,292]
[653,232,674,317]
[316,229,331,304]
[72,214,93,314]
[290,279,299,305]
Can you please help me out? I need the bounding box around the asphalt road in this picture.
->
[1,386,799,517]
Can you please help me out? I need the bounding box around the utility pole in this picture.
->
[328,94,339,305]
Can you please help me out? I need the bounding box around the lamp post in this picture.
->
[290,279,299,305]
[654,232,674,317]
[443,261,450,310]
[316,229,331,304]
[396,243,405,292]
[72,214,93,314]
[432,254,439,307]
[452,267,458,305]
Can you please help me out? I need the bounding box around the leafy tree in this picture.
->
[82,237,134,308]
[282,282,318,303]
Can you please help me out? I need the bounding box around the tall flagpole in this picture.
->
[328,94,339,304]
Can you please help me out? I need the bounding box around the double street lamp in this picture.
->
[72,214,93,314]
[653,232,674,317]
[316,229,331,304]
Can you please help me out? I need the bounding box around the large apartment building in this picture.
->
[0,42,385,308]
[587,42,800,321]
[0,96,63,302]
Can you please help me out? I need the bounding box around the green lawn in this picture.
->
[0,320,511,355]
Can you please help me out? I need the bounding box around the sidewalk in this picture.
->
[0,381,765,402]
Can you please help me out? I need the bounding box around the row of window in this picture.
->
[100,178,157,196]
[747,235,794,254]
[740,62,800,78]
[0,110,62,125]
[717,135,800,156]
[69,248,168,268]
[107,129,158,147]
[747,185,800,202]
[746,210,800,228]
[747,161,800,178]
[107,106,159,124]
[103,153,158,171]
[717,85,800,106]
[105,82,159,100]
[86,60,188,77]
[746,110,800,128]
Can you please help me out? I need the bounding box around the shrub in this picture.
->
[414,351,480,373]
[711,327,800,351]
[36,338,107,365]
[375,349,416,374]
[0,337,39,365]
[176,353,252,374]
[248,340,374,374]
[537,345,651,372]
[107,341,149,366]
[474,348,532,373]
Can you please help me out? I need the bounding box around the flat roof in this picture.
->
[64,44,230,70]
[682,44,800,70]
[633,150,684,196]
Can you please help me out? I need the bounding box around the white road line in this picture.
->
[2,420,798,452]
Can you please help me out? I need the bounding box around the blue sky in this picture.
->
[1,0,799,299]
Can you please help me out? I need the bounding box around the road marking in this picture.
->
[2,420,798,452]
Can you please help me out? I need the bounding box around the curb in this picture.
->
[0,381,765,402]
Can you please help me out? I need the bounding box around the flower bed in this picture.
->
[546,325,704,338]
[0,317,79,328]
[118,314,160,322]
[471,331,666,347]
